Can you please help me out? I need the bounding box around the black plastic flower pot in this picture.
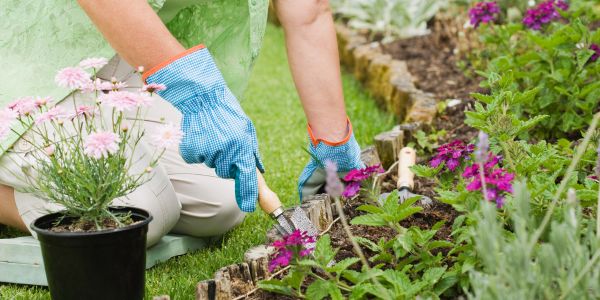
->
[31,206,152,300]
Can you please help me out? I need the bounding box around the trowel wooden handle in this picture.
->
[257,169,282,215]
[397,147,416,190]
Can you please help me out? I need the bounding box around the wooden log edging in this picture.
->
[196,194,334,300]
[335,23,438,126]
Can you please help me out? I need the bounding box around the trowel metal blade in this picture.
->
[275,214,294,236]
[289,206,319,237]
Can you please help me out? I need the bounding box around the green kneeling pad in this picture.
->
[0,234,208,286]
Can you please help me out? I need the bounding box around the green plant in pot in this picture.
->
[0,58,181,299]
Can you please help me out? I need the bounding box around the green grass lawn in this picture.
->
[0,24,393,299]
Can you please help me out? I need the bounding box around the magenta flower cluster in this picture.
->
[430,140,475,172]
[590,44,600,63]
[469,1,501,28]
[269,230,316,272]
[462,154,515,208]
[342,165,384,198]
[523,0,569,30]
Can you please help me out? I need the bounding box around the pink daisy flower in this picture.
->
[150,123,183,149]
[81,78,113,93]
[8,97,37,117]
[35,96,52,107]
[55,67,91,90]
[136,93,154,107]
[70,105,98,119]
[0,108,18,130]
[99,91,140,111]
[79,57,108,70]
[108,77,128,91]
[0,106,19,140]
[35,106,67,125]
[83,131,120,159]
[142,83,167,93]
[44,144,56,156]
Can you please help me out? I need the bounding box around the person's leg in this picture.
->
[0,184,27,231]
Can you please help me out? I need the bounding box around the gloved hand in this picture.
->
[144,45,264,212]
[298,119,364,200]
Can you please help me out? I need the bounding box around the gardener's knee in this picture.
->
[170,175,245,237]
[172,197,245,237]
[275,0,331,28]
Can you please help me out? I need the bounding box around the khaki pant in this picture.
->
[0,56,245,247]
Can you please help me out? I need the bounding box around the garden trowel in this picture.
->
[257,170,319,238]
[379,147,433,206]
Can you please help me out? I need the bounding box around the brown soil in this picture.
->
[381,19,483,103]
[50,216,134,233]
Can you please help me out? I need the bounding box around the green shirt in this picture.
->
[0,0,268,153]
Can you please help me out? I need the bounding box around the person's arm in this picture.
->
[76,0,184,70]
[274,0,348,142]
[76,0,264,213]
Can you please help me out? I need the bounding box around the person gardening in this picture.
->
[0,0,363,245]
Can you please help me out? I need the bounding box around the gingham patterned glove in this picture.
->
[298,119,364,200]
[144,45,264,212]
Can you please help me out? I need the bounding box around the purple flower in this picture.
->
[590,44,600,63]
[341,164,384,198]
[269,230,315,272]
[462,154,514,208]
[469,1,501,28]
[342,182,361,198]
[523,0,569,30]
[430,140,475,172]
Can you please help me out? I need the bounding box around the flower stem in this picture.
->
[334,196,369,267]
[478,162,489,203]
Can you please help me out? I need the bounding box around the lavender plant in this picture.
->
[0,59,181,229]
[469,183,600,300]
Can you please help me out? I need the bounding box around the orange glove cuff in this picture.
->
[307,117,353,147]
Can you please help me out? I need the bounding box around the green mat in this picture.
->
[0,234,208,286]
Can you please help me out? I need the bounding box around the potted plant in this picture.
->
[0,58,181,299]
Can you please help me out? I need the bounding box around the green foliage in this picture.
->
[262,191,468,299]
[351,191,422,232]
[330,0,447,42]
[468,182,600,300]
[473,14,600,138]
[408,129,447,155]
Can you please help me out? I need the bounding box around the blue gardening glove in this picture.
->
[144,45,264,212]
[298,119,364,200]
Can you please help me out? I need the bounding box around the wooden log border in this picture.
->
[196,194,334,300]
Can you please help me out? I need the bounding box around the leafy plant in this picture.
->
[330,0,447,42]
[472,9,600,137]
